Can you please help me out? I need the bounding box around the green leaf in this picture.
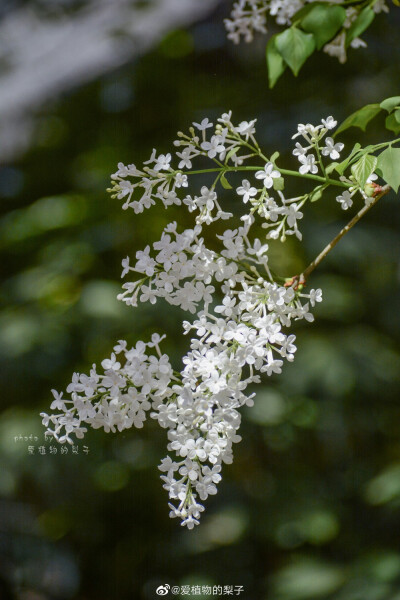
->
[266,36,287,88]
[309,184,327,202]
[301,4,346,50]
[377,146,400,192]
[385,113,400,135]
[395,109,400,124]
[291,2,318,22]
[345,7,375,46]
[325,162,339,175]
[335,143,361,174]
[273,177,285,191]
[220,173,232,190]
[380,96,400,113]
[335,104,381,136]
[270,151,280,163]
[351,154,377,188]
[225,146,239,162]
[275,27,316,76]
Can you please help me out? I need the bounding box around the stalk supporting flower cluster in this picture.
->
[41,110,393,528]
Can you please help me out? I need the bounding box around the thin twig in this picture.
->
[301,184,392,281]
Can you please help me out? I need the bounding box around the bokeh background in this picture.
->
[1,1,400,599]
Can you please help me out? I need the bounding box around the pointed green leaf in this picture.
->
[325,162,339,175]
[380,96,400,113]
[220,173,232,190]
[301,4,346,50]
[377,146,400,192]
[273,177,285,191]
[266,35,287,88]
[385,113,400,135]
[345,7,375,46]
[351,154,377,188]
[270,151,280,163]
[335,104,381,135]
[275,27,316,76]
[225,146,239,162]
[335,143,361,174]
[309,184,327,202]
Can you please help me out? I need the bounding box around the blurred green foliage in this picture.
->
[1,2,400,599]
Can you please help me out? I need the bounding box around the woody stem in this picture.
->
[302,184,391,281]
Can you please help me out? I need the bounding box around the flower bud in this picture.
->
[364,183,375,198]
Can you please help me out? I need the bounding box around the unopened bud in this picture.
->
[364,183,375,198]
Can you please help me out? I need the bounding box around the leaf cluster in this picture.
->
[266,1,376,87]
[333,96,400,191]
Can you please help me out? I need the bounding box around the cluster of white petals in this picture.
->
[41,335,172,443]
[224,0,388,63]
[42,112,344,529]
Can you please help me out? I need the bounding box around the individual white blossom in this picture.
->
[255,162,281,188]
[321,137,344,160]
[237,179,257,203]
[299,154,318,175]
[336,190,353,210]
[321,116,337,130]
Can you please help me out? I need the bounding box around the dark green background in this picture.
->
[1,2,400,598]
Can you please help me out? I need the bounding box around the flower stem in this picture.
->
[302,184,391,280]
[178,166,350,188]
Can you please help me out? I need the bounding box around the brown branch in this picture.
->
[301,184,391,282]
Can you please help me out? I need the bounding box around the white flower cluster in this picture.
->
[41,335,173,443]
[43,112,333,529]
[224,0,389,63]
[109,112,265,225]
[291,117,381,211]
[335,171,379,211]
[155,281,321,529]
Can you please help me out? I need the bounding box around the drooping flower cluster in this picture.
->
[46,110,389,528]
[224,0,389,63]
[40,335,173,443]
[156,282,322,528]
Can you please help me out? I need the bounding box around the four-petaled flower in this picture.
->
[255,162,281,188]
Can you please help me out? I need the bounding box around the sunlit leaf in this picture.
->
[275,27,315,76]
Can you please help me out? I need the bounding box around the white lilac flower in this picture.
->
[174,173,188,188]
[154,153,172,171]
[236,179,257,203]
[176,146,196,169]
[324,32,347,64]
[336,190,353,210]
[292,123,322,141]
[201,135,225,159]
[298,154,318,175]
[293,142,308,159]
[321,137,344,160]
[193,118,213,131]
[321,116,337,130]
[235,119,257,139]
[255,162,281,188]
[121,256,131,278]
